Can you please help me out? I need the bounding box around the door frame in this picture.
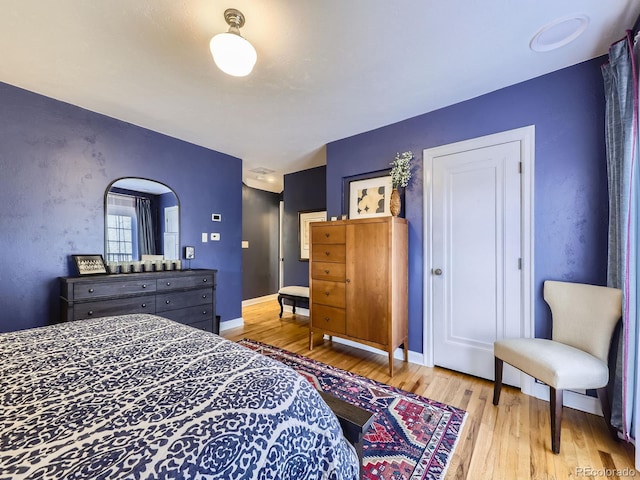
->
[422,126,535,389]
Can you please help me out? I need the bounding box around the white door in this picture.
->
[430,139,523,385]
[165,206,179,233]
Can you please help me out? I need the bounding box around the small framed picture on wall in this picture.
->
[298,210,327,261]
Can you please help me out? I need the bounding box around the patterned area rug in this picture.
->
[237,339,467,480]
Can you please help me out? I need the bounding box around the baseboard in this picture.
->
[323,335,423,365]
[219,317,245,332]
[242,294,278,307]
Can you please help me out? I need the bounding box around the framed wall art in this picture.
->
[346,173,393,219]
[299,210,327,260]
[72,254,108,276]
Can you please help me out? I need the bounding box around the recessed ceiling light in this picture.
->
[530,15,589,52]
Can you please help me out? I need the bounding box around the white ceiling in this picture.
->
[1,1,638,193]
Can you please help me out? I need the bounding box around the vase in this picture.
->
[390,188,401,216]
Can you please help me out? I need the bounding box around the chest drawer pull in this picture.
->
[324,269,330,274]
[142,284,147,288]
[203,278,208,283]
[88,288,94,293]
[325,251,330,256]
[165,300,171,304]
[87,310,94,316]
[166,282,171,286]
[202,294,208,299]
[202,310,208,315]
[325,233,330,238]
[141,303,147,308]
[324,291,330,296]
[324,317,330,321]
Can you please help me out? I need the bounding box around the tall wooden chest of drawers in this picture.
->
[309,217,408,375]
[60,269,218,333]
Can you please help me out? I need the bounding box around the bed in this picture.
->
[0,314,359,479]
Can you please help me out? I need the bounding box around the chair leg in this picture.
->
[596,387,619,442]
[493,357,503,406]
[550,388,563,454]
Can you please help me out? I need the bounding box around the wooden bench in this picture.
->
[277,286,309,318]
[320,391,374,478]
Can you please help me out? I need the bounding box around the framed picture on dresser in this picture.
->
[72,254,107,276]
[344,170,392,219]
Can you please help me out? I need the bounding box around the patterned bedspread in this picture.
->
[0,314,358,479]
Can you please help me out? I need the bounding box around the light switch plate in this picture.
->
[212,213,222,222]
[201,233,208,242]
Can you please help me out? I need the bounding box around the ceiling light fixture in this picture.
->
[530,15,589,52]
[210,8,257,77]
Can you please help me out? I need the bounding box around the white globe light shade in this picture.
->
[210,32,257,77]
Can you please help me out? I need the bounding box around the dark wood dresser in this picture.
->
[60,269,218,333]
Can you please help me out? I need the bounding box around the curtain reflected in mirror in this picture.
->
[105,178,179,262]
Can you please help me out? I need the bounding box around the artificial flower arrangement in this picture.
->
[390,151,413,188]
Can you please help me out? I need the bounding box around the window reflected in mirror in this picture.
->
[105,178,179,262]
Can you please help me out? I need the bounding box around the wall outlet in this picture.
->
[201,233,208,243]
[211,233,220,241]
[241,240,249,249]
[212,213,222,222]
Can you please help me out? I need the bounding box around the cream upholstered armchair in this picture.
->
[493,280,622,454]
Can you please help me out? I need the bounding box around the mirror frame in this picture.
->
[104,177,180,262]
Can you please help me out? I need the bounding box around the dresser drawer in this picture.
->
[188,318,215,333]
[312,280,346,308]
[312,225,345,244]
[157,274,214,291]
[311,262,346,282]
[311,244,346,263]
[159,304,213,328]
[73,296,156,321]
[156,288,213,313]
[73,279,156,300]
[311,304,345,334]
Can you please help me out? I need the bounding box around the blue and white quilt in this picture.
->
[0,314,358,479]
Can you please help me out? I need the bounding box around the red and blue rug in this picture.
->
[238,339,467,480]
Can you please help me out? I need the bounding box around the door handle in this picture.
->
[433,268,443,275]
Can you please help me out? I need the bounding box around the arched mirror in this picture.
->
[105,178,180,262]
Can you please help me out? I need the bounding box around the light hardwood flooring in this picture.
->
[222,301,637,480]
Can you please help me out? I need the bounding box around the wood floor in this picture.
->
[222,301,637,480]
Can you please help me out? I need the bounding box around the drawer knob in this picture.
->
[87,310,94,316]
[325,233,330,238]
[203,278,208,283]
[346,278,351,284]
[166,282,171,286]
[141,303,147,308]
[324,291,330,296]
[325,251,330,256]
[202,294,208,299]
[202,310,208,315]
[324,317,330,322]
[88,288,94,293]
[142,284,147,288]
[324,269,330,274]
[165,300,171,304]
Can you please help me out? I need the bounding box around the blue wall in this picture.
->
[326,57,609,352]
[283,166,327,286]
[0,82,243,332]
